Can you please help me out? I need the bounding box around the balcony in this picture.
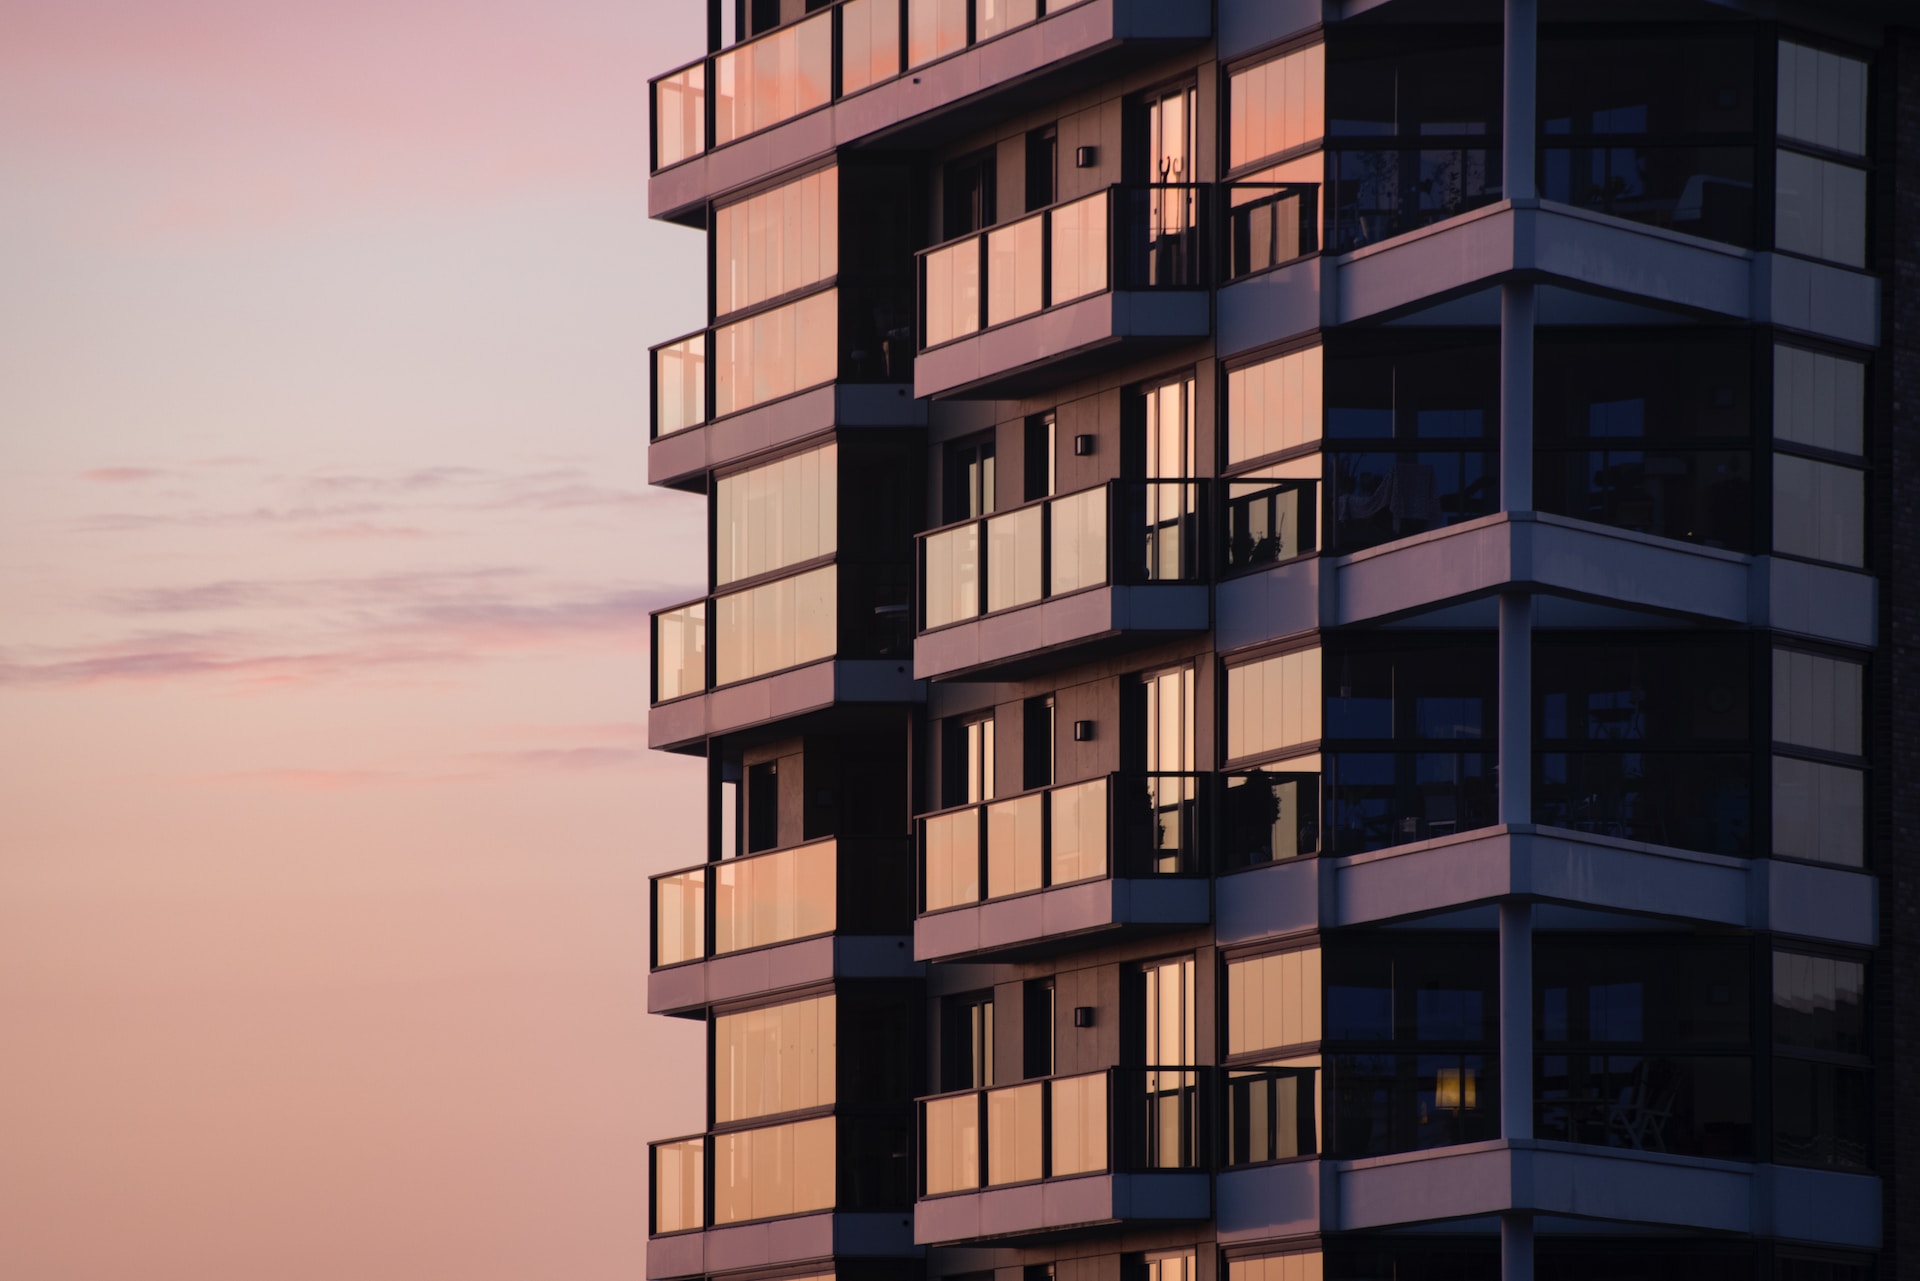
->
[649,563,919,752]
[649,1115,917,1279]
[913,773,1209,961]
[647,0,1212,221]
[914,476,1315,681]
[914,185,1213,398]
[649,837,917,1015]
[913,1067,1213,1244]
[649,283,922,491]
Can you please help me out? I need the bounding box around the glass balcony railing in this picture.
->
[650,1115,913,1233]
[1324,751,1499,856]
[1327,1052,1500,1158]
[1329,147,1504,254]
[918,185,1211,349]
[1222,1065,1320,1167]
[918,478,1315,633]
[918,772,1209,914]
[1222,183,1320,281]
[919,1066,1208,1197]
[649,837,914,968]
[1534,750,1753,857]
[650,563,913,704]
[650,0,1090,173]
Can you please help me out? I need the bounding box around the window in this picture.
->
[1774,452,1865,566]
[1023,696,1054,790]
[1138,955,1196,1066]
[1778,42,1869,156]
[1227,346,1322,466]
[945,715,995,807]
[1773,949,1871,1170]
[714,994,836,1123]
[714,167,837,318]
[1774,345,1866,456]
[945,435,996,523]
[908,0,967,70]
[1230,1254,1324,1281]
[713,288,839,418]
[1773,648,1863,756]
[1771,646,1866,867]
[1227,946,1322,1056]
[1144,1252,1197,1281]
[840,0,902,96]
[716,443,838,587]
[943,150,996,239]
[746,760,779,852]
[1229,44,1326,173]
[711,1116,836,1223]
[1025,125,1058,212]
[1226,647,1322,763]
[1774,41,1869,267]
[1024,413,1055,501]
[945,992,995,1090]
[1024,979,1055,1078]
[714,564,836,686]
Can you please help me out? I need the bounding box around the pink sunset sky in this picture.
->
[0,2,716,1275]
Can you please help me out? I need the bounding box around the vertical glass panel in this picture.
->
[1228,947,1324,1056]
[1228,346,1323,464]
[715,565,837,686]
[713,840,838,953]
[655,335,707,436]
[985,504,1044,612]
[713,11,832,147]
[712,1116,835,1224]
[1771,755,1865,868]
[653,1137,706,1233]
[1048,777,1109,886]
[1773,453,1865,566]
[1229,43,1327,171]
[1773,950,1867,1054]
[986,792,1044,899]
[923,523,981,628]
[1775,149,1868,268]
[1048,486,1108,594]
[923,239,981,347]
[714,289,839,418]
[654,602,707,702]
[1048,1072,1108,1176]
[923,808,982,911]
[653,868,707,966]
[1331,147,1501,252]
[923,1093,981,1193]
[1778,42,1869,157]
[654,65,707,170]
[840,0,902,96]
[716,443,838,586]
[1049,191,1109,305]
[986,216,1045,326]
[1224,478,1314,571]
[1227,648,1323,762]
[986,1081,1044,1184]
[1774,345,1866,456]
[1774,1057,1872,1170]
[716,168,839,318]
[1231,1254,1325,1281]
[1773,648,1864,755]
[715,994,837,1124]
[975,0,1038,41]
[907,0,968,68]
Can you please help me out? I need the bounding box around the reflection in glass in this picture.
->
[923,1093,980,1193]
[1221,768,1321,867]
[1774,453,1864,566]
[923,808,981,910]
[1331,148,1500,252]
[1226,648,1322,762]
[716,443,838,586]
[1535,1054,1750,1159]
[840,0,902,96]
[1229,44,1326,171]
[1228,948,1323,1055]
[713,840,837,953]
[1050,191,1109,305]
[716,168,838,318]
[712,1116,835,1224]
[1535,751,1749,855]
[1775,150,1867,267]
[975,0,1038,41]
[987,216,1045,326]
[1775,1057,1871,1170]
[1225,1066,1320,1165]
[1332,450,1494,550]
[1773,648,1863,755]
[1048,486,1107,595]
[986,793,1044,899]
[985,505,1043,612]
[1229,1251,1324,1281]
[654,65,706,169]
[923,239,981,347]
[714,289,838,418]
[655,335,707,437]
[1048,778,1108,886]
[654,602,707,702]
[1778,42,1869,157]
[1228,347,1322,465]
[715,565,836,686]
[1775,345,1866,456]
[653,867,706,966]
[1329,1052,1498,1156]
[1224,479,1313,571]
[1049,1071,1108,1176]
[714,994,837,1124]
[907,0,968,68]
[1771,755,1864,868]
[713,11,832,147]
[653,1137,706,1233]
[1543,146,1754,247]
[1329,752,1498,854]
[1774,951,1867,1054]
[986,1082,1044,1184]
[923,523,980,628]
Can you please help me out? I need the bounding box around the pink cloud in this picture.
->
[81,467,164,483]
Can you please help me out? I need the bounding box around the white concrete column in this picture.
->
[1499,897,1533,1140]
[1500,283,1534,514]
[1498,592,1532,827]
[1502,1210,1535,1281]
[1503,0,1537,202]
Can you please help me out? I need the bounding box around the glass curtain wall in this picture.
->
[1772,948,1871,1170]
[1773,344,1867,568]
[1771,645,1866,868]
[1775,40,1869,268]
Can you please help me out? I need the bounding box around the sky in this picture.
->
[0,2,717,1275]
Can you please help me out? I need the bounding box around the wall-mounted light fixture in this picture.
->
[1073,720,1095,742]
[1073,434,1095,456]
[1073,1006,1095,1028]
[1075,145,1098,168]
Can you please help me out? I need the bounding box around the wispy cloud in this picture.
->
[80,467,165,483]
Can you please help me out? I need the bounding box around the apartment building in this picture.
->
[641,2,1917,1279]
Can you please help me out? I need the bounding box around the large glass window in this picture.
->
[714,994,836,1124]
[1773,949,1871,1170]
[1778,42,1869,156]
[1774,452,1865,567]
[714,564,836,685]
[1535,330,1754,551]
[1774,345,1866,456]
[716,444,838,587]
[1226,647,1322,763]
[1774,41,1869,267]
[1775,150,1868,268]
[1536,935,1753,1160]
[713,11,832,148]
[1535,634,1752,856]
[714,289,838,418]
[1227,345,1322,466]
[1771,646,1866,868]
[715,168,838,318]
[711,1115,836,1223]
[1773,647,1862,756]
[1772,344,1867,569]
[712,839,838,954]
[1229,44,1326,172]
[1326,334,1498,552]
[1227,947,1323,1056]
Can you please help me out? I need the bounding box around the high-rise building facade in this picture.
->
[641,3,1917,1280]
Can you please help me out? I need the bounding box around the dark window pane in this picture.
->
[1538,937,1752,1049]
[1539,34,1757,138]
[1535,1053,1753,1159]
[1535,636,1751,744]
[1774,1058,1872,1170]
[1772,951,1867,1055]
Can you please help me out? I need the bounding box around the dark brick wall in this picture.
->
[1877,25,1919,1281]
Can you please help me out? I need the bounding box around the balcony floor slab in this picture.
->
[914,1171,1210,1246]
[650,658,923,754]
[649,934,920,1017]
[649,384,922,491]
[914,290,1211,401]
[648,1211,920,1281]
[916,583,1209,682]
[915,875,1210,962]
